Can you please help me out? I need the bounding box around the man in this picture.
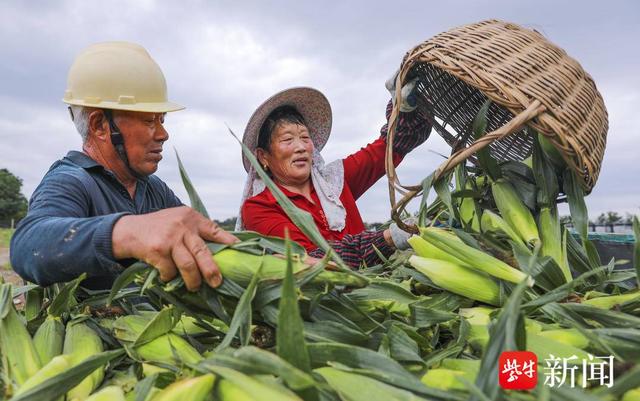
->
[10,41,237,291]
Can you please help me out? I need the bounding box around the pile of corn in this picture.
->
[2,122,640,401]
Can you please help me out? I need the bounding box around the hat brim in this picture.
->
[241,87,332,172]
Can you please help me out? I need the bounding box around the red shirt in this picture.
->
[241,137,403,251]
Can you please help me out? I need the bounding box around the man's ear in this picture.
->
[88,110,109,141]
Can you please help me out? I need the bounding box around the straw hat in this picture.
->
[241,87,332,172]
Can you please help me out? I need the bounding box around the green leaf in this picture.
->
[433,172,454,223]
[531,129,560,207]
[175,149,209,218]
[472,100,501,179]
[107,262,149,306]
[214,261,262,350]
[134,373,159,401]
[133,306,181,346]
[277,236,312,374]
[563,169,588,240]
[47,273,86,317]
[10,349,125,401]
[471,280,528,401]
[232,346,316,391]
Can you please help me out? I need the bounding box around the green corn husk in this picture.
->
[316,366,421,401]
[538,206,572,282]
[24,287,44,322]
[33,315,65,365]
[135,333,203,365]
[421,368,471,391]
[216,379,254,401]
[526,333,591,364]
[212,248,368,288]
[419,227,533,286]
[581,292,640,309]
[538,133,566,170]
[64,321,105,400]
[409,256,500,306]
[440,359,480,374]
[458,180,481,232]
[13,354,73,398]
[480,209,522,244]
[491,178,540,245]
[409,233,470,268]
[622,388,640,401]
[0,284,42,387]
[537,329,590,349]
[85,385,126,401]
[151,374,215,401]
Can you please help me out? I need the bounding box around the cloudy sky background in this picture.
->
[1,0,638,223]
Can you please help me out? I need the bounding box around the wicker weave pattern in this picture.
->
[392,19,608,191]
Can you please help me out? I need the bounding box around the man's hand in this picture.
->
[112,206,238,291]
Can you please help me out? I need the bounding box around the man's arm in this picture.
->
[10,172,129,286]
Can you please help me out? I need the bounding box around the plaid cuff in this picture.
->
[379,99,433,156]
[308,230,395,268]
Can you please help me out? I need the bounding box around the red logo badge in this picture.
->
[499,351,538,390]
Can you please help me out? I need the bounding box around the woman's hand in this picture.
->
[385,69,419,113]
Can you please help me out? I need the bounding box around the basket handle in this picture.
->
[389,99,546,233]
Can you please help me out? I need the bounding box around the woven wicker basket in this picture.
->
[386,20,608,228]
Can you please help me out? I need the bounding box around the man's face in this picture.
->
[113,110,168,176]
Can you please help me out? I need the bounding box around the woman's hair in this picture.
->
[257,105,307,151]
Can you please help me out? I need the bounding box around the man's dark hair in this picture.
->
[257,105,307,151]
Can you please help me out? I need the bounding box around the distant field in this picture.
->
[0,228,13,249]
[0,228,13,270]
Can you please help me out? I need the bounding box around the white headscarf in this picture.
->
[235,149,346,232]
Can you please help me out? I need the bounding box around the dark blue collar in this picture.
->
[65,150,149,183]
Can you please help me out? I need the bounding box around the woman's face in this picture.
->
[257,121,314,186]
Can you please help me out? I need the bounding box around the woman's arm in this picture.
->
[343,100,433,200]
[242,199,395,267]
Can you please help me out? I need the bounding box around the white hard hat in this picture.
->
[63,41,184,113]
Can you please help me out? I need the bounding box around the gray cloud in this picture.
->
[1,0,638,223]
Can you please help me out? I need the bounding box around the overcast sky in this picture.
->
[1,0,638,223]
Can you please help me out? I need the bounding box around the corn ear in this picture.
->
[481,209,522,244]
[86,385,126,401]
[213,249,368,288]
[151,374,215,401]
[0,283,42,386]
[581,292,640,309]
[538,206,572,282]
[33,315,65,365]
[622,388,640,401]
[316,366,418,401]
[216,379,256,401]
[14,354,73,398]
[409,234,469,267]
[538,133,566,169]
[64,321,104,400]
[134,333,203,365]
[537,329,589,349]
[526,332,591,364]
[420,227,533,286]
[421,368,471,391]
[440,358,480,375]
[491,179,540,245]
[409,256,501,306]
[458,181,481,232]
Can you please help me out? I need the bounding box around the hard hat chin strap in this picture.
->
[103,110,144,180]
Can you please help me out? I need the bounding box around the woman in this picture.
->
[237,85,432,267]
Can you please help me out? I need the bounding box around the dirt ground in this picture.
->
[0,247,22,286]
